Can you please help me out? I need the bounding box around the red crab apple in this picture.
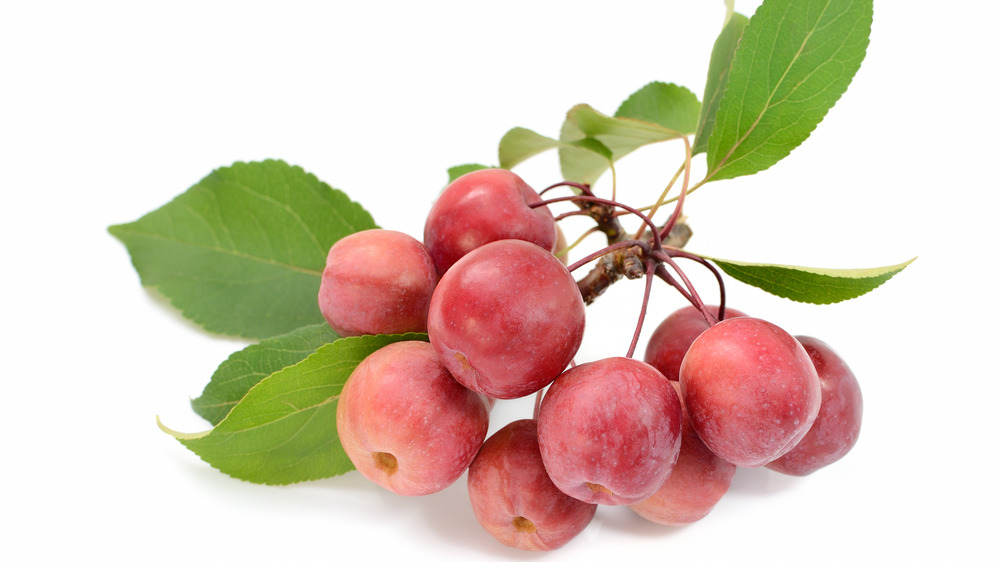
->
[336,340,490,496]
[630,381,737,525]
[427,239,585,399]
[537,357,682,505]
[423,168,557,275]
[644,305,746,381]
[318,229,437,337]
[467,419,596,551]
[679,317,821,468]
[767,336,863,476]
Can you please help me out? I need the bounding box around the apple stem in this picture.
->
[658,248,730,322]
[626,259,658,359]
[531,195,664,252]
[658,136,693,243]
[539,180,596,198]
[566,239,649,274]
[653,250,716,326]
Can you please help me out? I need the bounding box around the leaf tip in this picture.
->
[157,415,211,441]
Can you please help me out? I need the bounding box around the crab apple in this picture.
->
[630,381,736,526]
[537,357,683,505]
[767,336,863,476]
[318,229,438,337]
[427,239,585,399]
[423,168,557,275]
[679,317,821,468]
[467,419,597,551]
[644,305,747,380]
[336,340,489,496]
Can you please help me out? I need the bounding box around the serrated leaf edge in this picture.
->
[703,255,916,304]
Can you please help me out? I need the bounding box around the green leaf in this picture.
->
[704,0,873,182]
[192,323,340,426]
[499,127,565,169]
[447,163,492,184]
[108,160,377,339]
[614,82,701,135]
[693,12,750,154]
[159,333,428,485]
[558,97,697,184]
[706,256,916,304]
[558,118,608,185]
[497,127,611,171]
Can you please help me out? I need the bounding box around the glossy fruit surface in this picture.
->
[767,336,863,476]
[336,340,489,496]
[318,229,437,336]
[423,168,556,275]
[537,357,682,505]
[467,419,596,551]
[630,381,736,525]
[427,239,585,399]
[645,305,746,380]
[679,317,821,467]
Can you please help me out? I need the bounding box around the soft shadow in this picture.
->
[593,505,689,539]
[726,467,801,496]
[412,476,548,559]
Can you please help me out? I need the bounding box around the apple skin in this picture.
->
[427,239,585,400]
[336,340,490,496]
[767,336,863,476]
[318,229,438,337]
[467,419,596,551]
[537,357,683,506]
[423,168,557,276]
[644,305,746,381]
[679,317,821,468]
[630,381,737,525]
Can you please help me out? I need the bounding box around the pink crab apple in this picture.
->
[630,381,737,526]
[767,336,863,476]
[645,305,746,381]
[679,317,821,468]
[467,419,597,551]
[423,168,557,275]
[318,229,438,337]
[336,340,490,496]
[427,239,585,400]
[537,357,683,505]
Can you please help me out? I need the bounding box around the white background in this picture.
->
[2,1,997,560]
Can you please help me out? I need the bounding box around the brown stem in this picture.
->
[577,221,691,304]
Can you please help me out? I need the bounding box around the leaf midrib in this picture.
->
[707,0,834,181]
[113,226,323,277]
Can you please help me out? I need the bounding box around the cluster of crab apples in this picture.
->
[318,169,863,551]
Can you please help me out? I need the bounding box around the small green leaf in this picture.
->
[192,323,340,426]
[499,127,566,169]
[109,160,377,339]
[705,0,872,182]
[497,127,612,171]
[614,82,701,135]
[558,118,608,185]
[558,98,697,184]
[160,333,428,485]
[693,12,750,154]
[706,256,916,304]
[447,163,492,184]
